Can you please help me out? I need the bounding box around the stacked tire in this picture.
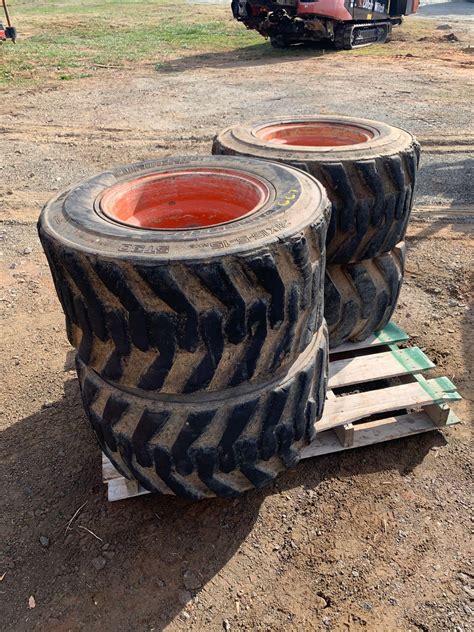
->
[38,156,331,499]
[213,116,420,347]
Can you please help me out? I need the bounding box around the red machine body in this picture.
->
[232,0,419,49]
[297,0,352,21]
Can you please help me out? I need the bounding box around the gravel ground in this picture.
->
[416,2,474,21]
[1,17,473,632]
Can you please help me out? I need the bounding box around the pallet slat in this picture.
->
[302,411,444,459]
[334,423,354,447]
[102,453,121,481]
[315,377,460,433]
[101,322,462,502]
[329,322,409,355]
[446,409,461,426]
[107,478,149,502]
[328,347,434,389]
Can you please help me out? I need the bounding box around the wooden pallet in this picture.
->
[102,322,461,502]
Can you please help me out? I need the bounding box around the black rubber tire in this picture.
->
[212,116,420,264]
[77,324,329,499]
[38,156,330,394]
[325,242,405,348]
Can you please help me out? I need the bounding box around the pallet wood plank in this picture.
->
[107,478,149,502]
[423,403,450,427]
[301,411,444,459]
[330,322,409,355]
[446,409,461,426]
[334,423,354,447]
[315,377,460,433]
[328,347,434,389]
[102,454,122,481]
[101,324,462,502]
[389,363,453,427]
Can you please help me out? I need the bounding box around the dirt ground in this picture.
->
[1,16,473,632]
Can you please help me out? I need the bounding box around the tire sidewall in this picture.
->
[39,156,329,262]
[214,115,417,163]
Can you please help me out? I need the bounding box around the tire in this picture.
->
[212,116,420,264]
[38,156,330,394]
[325,242,405,348]
[77,324,329,499]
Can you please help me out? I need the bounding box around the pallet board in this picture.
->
[102,456,149,502]
[301,410,460,459]
[328,347,434,389]
[317,377,459,432]
[102,322,462,502]
[329,321,409,354]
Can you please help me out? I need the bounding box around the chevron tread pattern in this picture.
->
[39,217,327,394]
[76,325,329,499]
[324,243,406,348]
[213,137,420,264]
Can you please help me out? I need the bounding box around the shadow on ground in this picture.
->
[156,41,336,73]
[3,369,447,631]
[416,156,474,210]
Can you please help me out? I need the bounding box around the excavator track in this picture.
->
[335,21,391,50]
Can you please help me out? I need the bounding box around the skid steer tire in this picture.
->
[325,243,405,348]
[77,324,329,499]
[213,116,420,264]
[38,156,330,394]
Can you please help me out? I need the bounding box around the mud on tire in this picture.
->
[212,116,420,263]
[38,156,330,394]
[77,324,329,499]
[325,243,405,348]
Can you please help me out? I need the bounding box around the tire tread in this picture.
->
[325,243,406,348]
[77,325,329,499]
[39,218,328,393]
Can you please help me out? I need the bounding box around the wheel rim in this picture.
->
[254,121,374,148]
[99,168,270,230]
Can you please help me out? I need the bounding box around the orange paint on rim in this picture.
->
[100,168,269,230]
[255,122,374,148]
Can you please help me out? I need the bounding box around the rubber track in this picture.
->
[325,243,405,348]
[334,22,390,50]
[76,325,329,499]
[213,139,420,264]
[39,219,327,393]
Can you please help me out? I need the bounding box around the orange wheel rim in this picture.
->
[254,122,374,148]
[99,168,270,230]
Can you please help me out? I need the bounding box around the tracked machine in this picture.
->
[231,0,419,49]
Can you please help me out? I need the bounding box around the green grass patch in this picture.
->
[1,1,261,86]
[0,2,440,87]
